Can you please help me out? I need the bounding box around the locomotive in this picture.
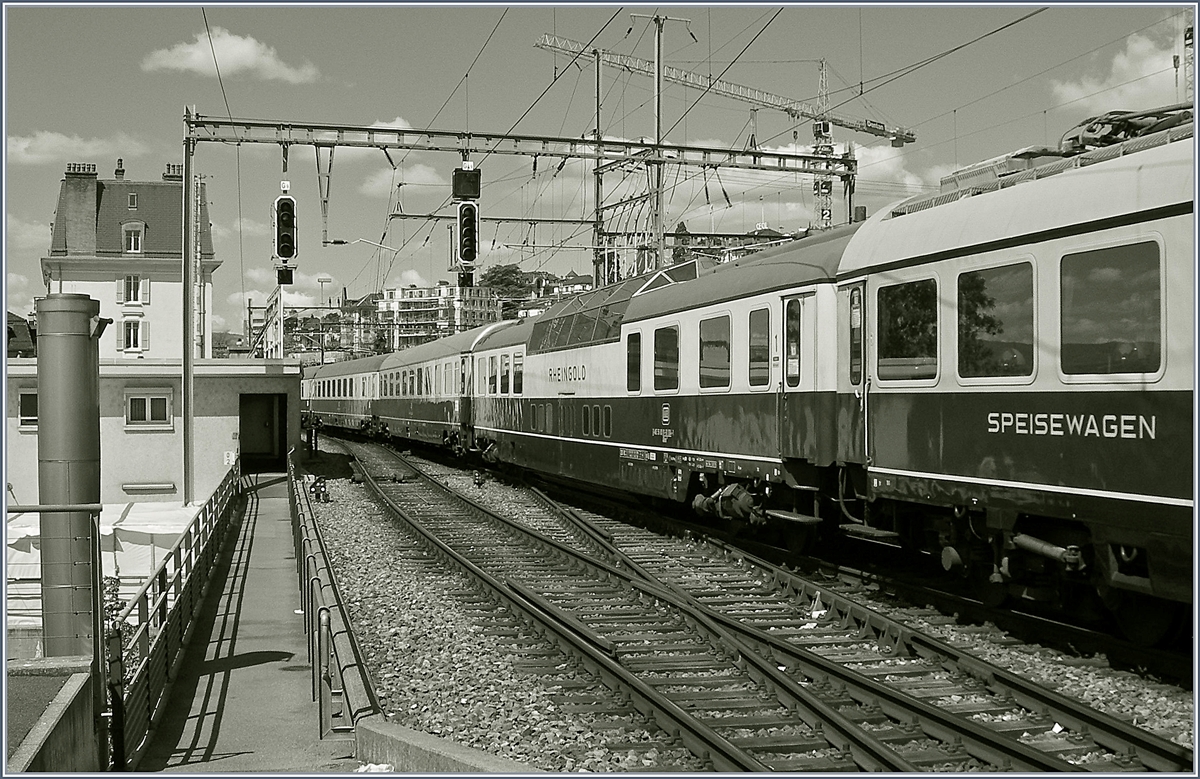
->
[304,115,1193,643]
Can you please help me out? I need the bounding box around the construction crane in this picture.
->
[535,33,916,146]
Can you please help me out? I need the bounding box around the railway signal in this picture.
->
[274,195,297,261]
[457,200,478,267]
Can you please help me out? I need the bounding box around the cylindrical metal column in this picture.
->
[36,293,103,657]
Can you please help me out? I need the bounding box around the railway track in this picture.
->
[341,440,1192,771]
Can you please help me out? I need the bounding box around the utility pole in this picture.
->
[593,48,605,287]
[631,13,691,269]
[814,59,835,231]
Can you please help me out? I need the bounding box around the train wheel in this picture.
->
[1107,591,1185,647]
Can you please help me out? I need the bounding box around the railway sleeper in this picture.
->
[726,734,828,752]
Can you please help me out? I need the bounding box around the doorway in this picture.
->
[239,393,288,473]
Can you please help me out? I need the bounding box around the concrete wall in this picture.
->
[7,657,99,772]
[355,715,540,772]
[6,358,301,505]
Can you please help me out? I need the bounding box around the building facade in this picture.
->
[39,160,219,359]
[377,281,501,350]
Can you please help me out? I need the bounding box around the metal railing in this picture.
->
[105,461,242,770]
[287,453,381,737]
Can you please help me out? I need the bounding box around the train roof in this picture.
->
[303,353,390,380]
[622,223,859,324]
[837,123,1194,280]
[524,224,859,353]
[377,320,521,369]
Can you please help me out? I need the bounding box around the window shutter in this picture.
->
[143,278,151,304]
[117,322,126,350]
[116,277,125,303]
[141,321,149,351]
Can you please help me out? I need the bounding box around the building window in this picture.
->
[128,193,138,209]
[125,389,172,430]
[1061,241,1161,375]
[699,315,730,389]
[123,275,143,304]
[877,278,938,380]
[18,391,37,428]
[124,226,142,253]
[958,262,1034,378]
[119,319,147,351]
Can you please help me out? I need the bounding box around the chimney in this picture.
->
[64,162,97,178]
[62,164,98,255]
[114,158,125,180]
[162,163,184,181]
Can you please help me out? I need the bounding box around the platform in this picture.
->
[135,473,359,773]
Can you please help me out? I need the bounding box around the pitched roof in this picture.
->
[48,171,214,259]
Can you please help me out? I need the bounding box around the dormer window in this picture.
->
[128,193,138,209]
[123,220,145,253]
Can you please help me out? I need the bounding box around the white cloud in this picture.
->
[7,214,51,252]
[211,217,271,241]
[359,163,448,197]
[8,131,150,166]
[1050,32,1180,115]
[8,272,34,315]
[142,27,319,83]
[210,313,227,331]
[387,268,430,290]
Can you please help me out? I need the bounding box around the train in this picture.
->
[303,114,1193,644]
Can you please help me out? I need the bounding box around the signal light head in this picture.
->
[457,201,478,265]
[274,195,297,261]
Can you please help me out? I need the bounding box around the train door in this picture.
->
[458,354,472,448]
[836,282,868,465]
[778,294,816,462]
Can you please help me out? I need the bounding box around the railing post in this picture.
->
[106,626,127,771]
[318,608,332,738]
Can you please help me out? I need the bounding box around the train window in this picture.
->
[501,354,511,394]
[626,332,641,392]
[699,315,731,389]
[489,356,498,394]
[877,279,938,380]
[653,326,679,391]
[425,367,432,396]
[546,402,554,434]
[849,286,863,385]
[602,405,612,438]
[785,300,801,388]
[958,262,1034,378]
[535,403,543,432]
[477,357,486,394]
[749,308,770,387]
[583,404,592,436]
[513,353,523,395]
[592,405,601,436]
[1061,242,1161,375]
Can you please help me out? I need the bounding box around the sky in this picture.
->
[4,3,1194,335]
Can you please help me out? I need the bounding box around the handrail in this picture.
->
[7,503,104,514]
[105,459,242,770]
[286,452,381,736]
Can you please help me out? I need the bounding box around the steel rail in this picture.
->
[712,541,1196,772]
[344,442,764,771]
[350,442,931,770]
